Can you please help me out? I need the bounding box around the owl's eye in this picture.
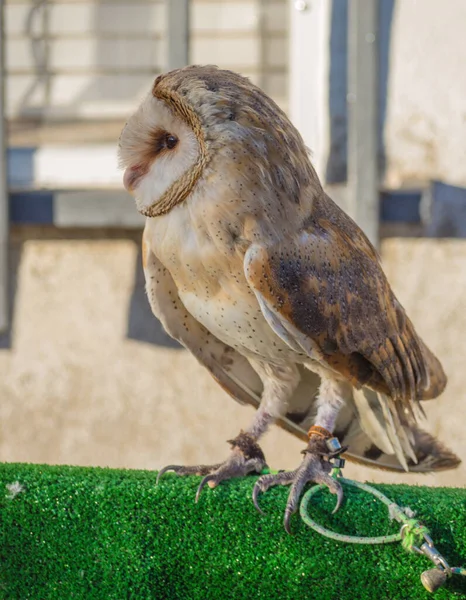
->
[165,134,178,149]
[152,131,179,155]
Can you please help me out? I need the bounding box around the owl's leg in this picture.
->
[157,363,300,501]
[253,377,347,533]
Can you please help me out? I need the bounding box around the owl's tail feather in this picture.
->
[334,387,460,473]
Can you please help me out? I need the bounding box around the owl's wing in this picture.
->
[244,196,446,413]
[242,194,457,471]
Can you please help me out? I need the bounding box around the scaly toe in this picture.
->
[252,470,298,514]
[156,463,223,484]
[195,455,267,502]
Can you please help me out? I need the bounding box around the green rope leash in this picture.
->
[298,465,466,593]
[299,475,428,547]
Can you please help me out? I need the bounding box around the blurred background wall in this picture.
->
[1,0,465,487]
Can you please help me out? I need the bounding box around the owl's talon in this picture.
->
[195,474,217,502]
[156,465,177,483]
[252,484,265,515]
[251,436,344,533]
[284,506,294,535]
[332,486,344,514]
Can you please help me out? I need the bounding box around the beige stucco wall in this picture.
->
[1,227,465,487]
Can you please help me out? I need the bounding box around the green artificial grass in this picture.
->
[0,464,465,599]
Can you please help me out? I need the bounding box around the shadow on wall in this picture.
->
[0,229,182,352]
[0,243,21,350]
[325,0,395,183]
[16,0,53,115]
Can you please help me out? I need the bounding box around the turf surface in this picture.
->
[0,463,465,599]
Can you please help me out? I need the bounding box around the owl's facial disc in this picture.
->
[119,94,200,216]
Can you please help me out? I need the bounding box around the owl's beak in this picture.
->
[123,165,146,192]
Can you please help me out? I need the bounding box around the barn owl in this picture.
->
[119,65,459,532]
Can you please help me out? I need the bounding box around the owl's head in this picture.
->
[118,65,317,218]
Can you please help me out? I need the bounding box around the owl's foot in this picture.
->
[252,434,344,534]
[157,432,267,502]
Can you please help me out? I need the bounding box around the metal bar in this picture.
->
[0,0,8,333]
[167,0,190,70]
[347,0,379,247]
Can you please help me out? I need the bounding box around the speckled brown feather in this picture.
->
[245,192,446,416]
